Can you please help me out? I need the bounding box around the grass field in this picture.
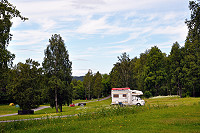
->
[0,98,111,121]
[1,97,200,133]
[0,105,19,115]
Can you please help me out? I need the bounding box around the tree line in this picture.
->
[71,70,111,100]
[0,0,199,112]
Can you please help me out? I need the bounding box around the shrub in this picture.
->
[144,91,152,98]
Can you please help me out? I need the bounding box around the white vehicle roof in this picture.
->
[131,90,143,95]
[111,88,143,95]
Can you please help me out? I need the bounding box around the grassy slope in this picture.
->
[1,97,200,133]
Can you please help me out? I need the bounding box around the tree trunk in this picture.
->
[60,105,62,112]
[88,86,90,100]
[85,87,87,100]
[178,79,182,97]
[193,85,195,97]
[55,88,58,113]
[177,87,179,96]
[180,86,182,98]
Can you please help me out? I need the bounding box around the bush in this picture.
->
[144,91,152,98]
[182,91,191,98]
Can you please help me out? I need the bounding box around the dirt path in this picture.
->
[98,95,111,101]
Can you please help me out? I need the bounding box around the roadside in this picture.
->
[74,95,111,106]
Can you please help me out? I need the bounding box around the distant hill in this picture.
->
[73,76,84,81]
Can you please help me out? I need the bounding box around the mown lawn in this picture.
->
[0,98,111,121]
[1,97,200,133]
[0,105,19,115]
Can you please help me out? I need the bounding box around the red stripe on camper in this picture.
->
[112,88,130,90]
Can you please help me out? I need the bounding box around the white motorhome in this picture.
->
[111,88,145,106]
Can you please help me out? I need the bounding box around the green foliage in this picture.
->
[0,0,27,104]
[110,52,133,88]
[168,42,184,97]
[0,0,27,47]
[144,91,152,98]
[48,76,65,111]
[144,46,167,96]
[43,34,72,112]
[71,79,85,100]
[93,71,103,99]
[83,69,93,100]
[101,74,111,97]
[183,1,200,97]
[0,0,27,69]
[6,59,42,110]
[82,71,111,100]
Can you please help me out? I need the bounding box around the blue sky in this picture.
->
[8,0,192,76]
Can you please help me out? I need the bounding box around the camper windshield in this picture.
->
[136,96,141,100]
[132,96,142,101]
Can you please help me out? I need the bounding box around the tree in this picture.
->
[43,34,72,112]
[168,42,184,97]
[7,59,42,110]
[48,76,66,112]
[83,69,93,100]
[144,46,166,96]
[0,0,27,104]
[101,74,111,97]
[110,52,133,88]
[130,57,139,90]
[0,0,27,70]
[183,1,200,97]
[71,79,84,100]
[93,71,103,100]
[135,51,149,92]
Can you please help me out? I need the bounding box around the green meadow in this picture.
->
[1,97,200,133]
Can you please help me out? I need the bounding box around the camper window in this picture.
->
[123,94,126,97]
[113,94,119,98]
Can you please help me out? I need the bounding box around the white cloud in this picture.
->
[76,15,108,34]
[11,30,50,46]
[106,44,134,54]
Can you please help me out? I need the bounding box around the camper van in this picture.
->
[111,88,145,106]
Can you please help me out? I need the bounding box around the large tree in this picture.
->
[101,74,111,97]
[134,51,149,92]
[0,0,27,104]
[168,42,184,97]
[83,69,93,100]
[183,1,200,97]
[144,46,167,96]
[43,34,72,112]
[7,59,42,110]
[0,0,27,70]
[110,52,133,88]
[93,71,103,100]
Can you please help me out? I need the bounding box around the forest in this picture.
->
[0,0,200,112]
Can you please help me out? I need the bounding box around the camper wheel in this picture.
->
[136,103,141,106]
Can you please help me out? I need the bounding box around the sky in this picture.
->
[7,0,192,76]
